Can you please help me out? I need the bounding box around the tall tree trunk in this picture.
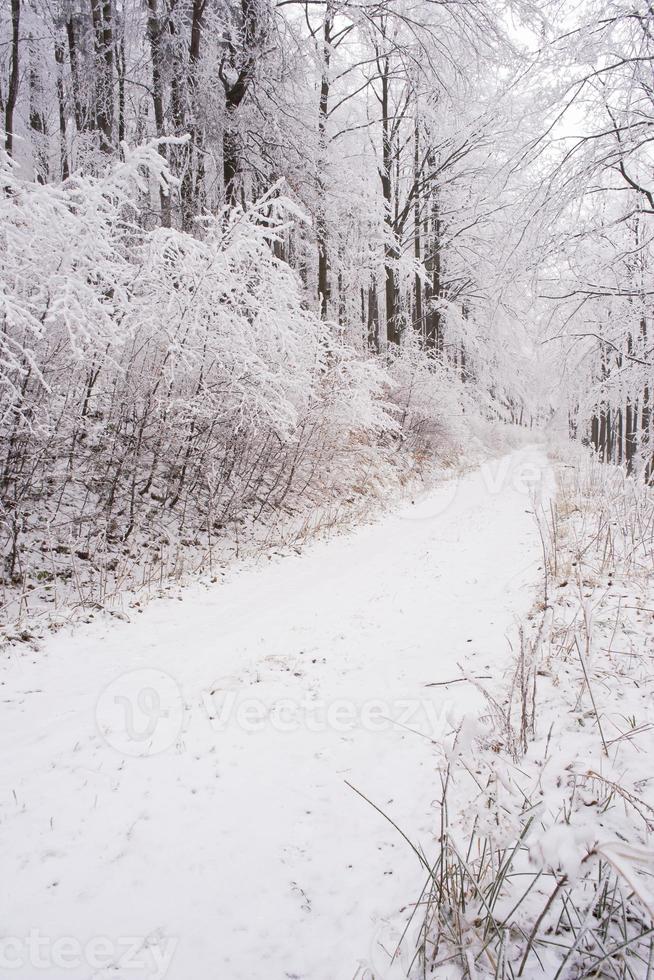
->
[425,181,441,351]
[413,119,423,341]
[28,37,49,183]
[168,12,188,223]
[102,0,114,138]
[641,319,651,479]
[146,0,171,227]
[624,331,636,473]
[223,126,239,206]
[220,0,263,206]
[54,37,70,179]
[625,398,634,473]
[460,304,469,381]
[317,10,332,319]
[66,17,87,134]
[368,282,380,351]
[195,129,206,216]
[338,271,346,326]
[591,414,600,454]
[116,31,126,144]
[381,57,400,346]
[179,0,206,230]
[90,0,114,152]
[4,0,20,158]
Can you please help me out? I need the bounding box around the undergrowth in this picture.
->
[374,442,654,979]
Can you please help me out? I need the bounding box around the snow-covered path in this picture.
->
[0,447,552,980]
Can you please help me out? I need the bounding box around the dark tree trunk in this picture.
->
[591,414,599,454]
[641,319,651,479]
[102,0,114,137]
[90,0,114,153]
[380,60,400,345]
[460,305,469,381]
[28,37,49,183]
[194,129,206,216]
[317,11,332,318]
[54,37,69,179]
[425,182,441,352]
[413,120,423,341]
[4,0,20,158]
[146,0,171,227]
[368,282,380,351]
[220,0,264,206]
[223,130,239,206]
[66,18,87,133]
[626,396,638,474]
[598,408,606,463]
[180,0,206,231]
[117,32,126,144]
[167,12,188,224]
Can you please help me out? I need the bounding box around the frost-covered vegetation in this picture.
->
[0,141,525,635]
[384,444,654,978]
[0,0,553,636]
[2,0,653,638]
[1,0,654,972]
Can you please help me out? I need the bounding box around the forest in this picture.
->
[1,0,654,977]
[0,0,652,618]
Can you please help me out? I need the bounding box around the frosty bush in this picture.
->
[0,142,421,623]
[385,340,477,464]
[0,139,517,630]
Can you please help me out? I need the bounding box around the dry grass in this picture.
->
[380,443,654,979]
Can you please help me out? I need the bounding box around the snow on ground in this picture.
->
[0,446,553,980]
[388,445,654,978]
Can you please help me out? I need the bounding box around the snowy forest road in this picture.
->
[0,446,553,980]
